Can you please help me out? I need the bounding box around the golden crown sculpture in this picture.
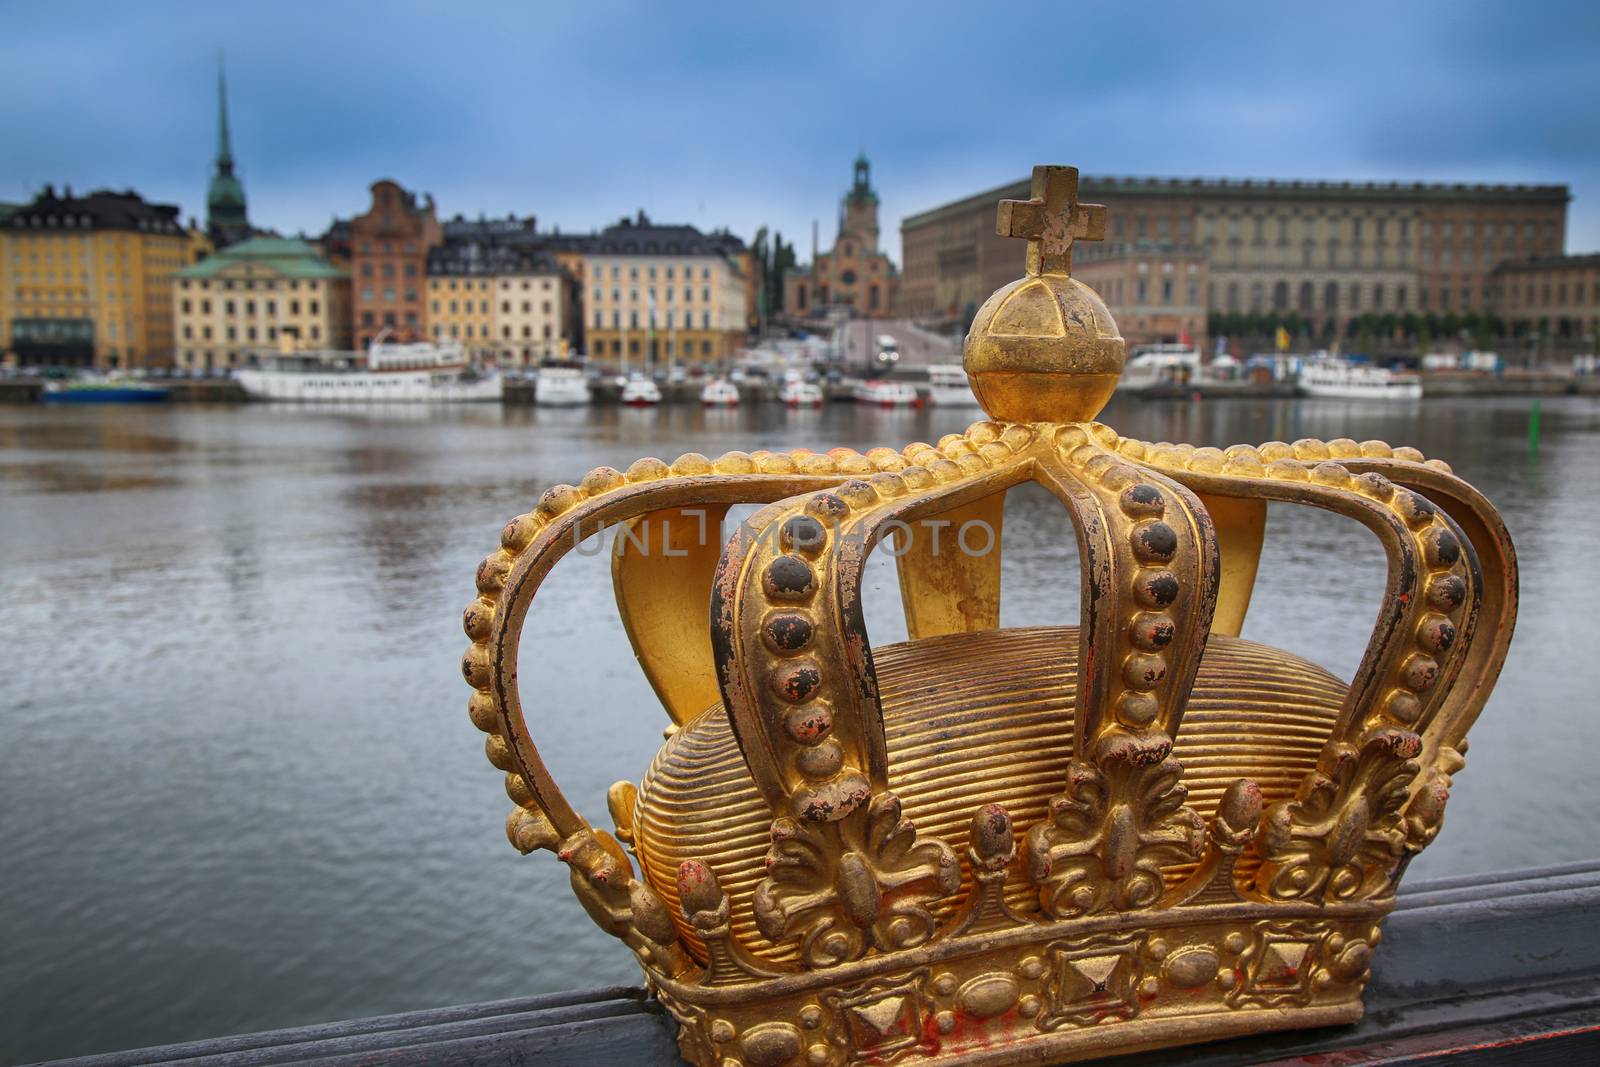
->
[461,166,1517,1066]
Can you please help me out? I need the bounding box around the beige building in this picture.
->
[2,187,208,369]
[582,213,747,363]
[901,174,1569,341]
[425,238,572,364]
[1074,243,1209,348]
[173,237,351,371]
[492,264,571,364]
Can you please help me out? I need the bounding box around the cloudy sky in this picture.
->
[4,1,1598,260]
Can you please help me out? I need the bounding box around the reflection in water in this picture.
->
[1,396,1597,1062]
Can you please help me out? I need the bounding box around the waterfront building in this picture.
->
[206,65,252,250]
[425,268,494,362]
[348,180,442,349]
[1073,242,1210,349]
[0,186,208,369]
[424,232,573,365]
[785,155,899,320]
[490,259,573,365]
[580,212,748,363]
[1489,253,1600,348]
[171,237,350,372]
[900,174,1569,343]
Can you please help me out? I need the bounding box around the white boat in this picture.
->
[778,375,823,408]
[700,378,741,407]
[534,362,593,407]
[925,364,980,407]
[233,341,503,402]
[1299,359,1423,401]
[620,374,662,407]
[853,379,920,407]
[1118,344,1202,391]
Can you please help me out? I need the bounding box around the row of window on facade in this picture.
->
[592,286,712,305]
[1500,278,1597,308]
[360,311,419,327]
[361,287,416,304]
[180,298,322,317]
[591,309,715,329]
[15,250,169,266]
[1104,278,1200,306]
[179,278,325,291]
[181,322,321,342]
[1220,280,1410,314]
[357,242,417,255]
[1215,276,1600,315]
[592,337,715,357]
[1211,240,1413,269]
[589,263,715,282]
[361,262,417,278]
[433,323,554,340]
[1187,214,1554,244]
[428,299,555,316]
[424,276,555,291]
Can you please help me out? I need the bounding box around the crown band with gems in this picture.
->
[461,164,1517,1066]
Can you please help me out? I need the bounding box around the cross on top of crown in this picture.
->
[997,165,1108,277]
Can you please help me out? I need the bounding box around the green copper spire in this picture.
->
[207,54,250,248]
[216,57,234,171]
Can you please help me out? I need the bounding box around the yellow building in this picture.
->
[581,213,748,364]
[172,237,351,372]
[426,274,496,360]
[1,186,208,369]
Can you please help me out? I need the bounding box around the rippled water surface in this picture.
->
[3,395,1598,1063]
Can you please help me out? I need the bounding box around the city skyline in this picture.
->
[3,1,1599,258]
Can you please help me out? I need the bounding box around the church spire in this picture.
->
[216,55,234,174]
[206,53,250,248]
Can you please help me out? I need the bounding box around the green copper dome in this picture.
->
[209,173,246,211]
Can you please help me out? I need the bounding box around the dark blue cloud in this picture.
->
[2,0,1596,256]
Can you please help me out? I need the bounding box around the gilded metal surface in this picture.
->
[460,164,1519,1065]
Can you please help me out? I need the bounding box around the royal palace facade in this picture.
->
[901,174,1570,346]
[1488,253,1600,343]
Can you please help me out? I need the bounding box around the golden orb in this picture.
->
[963,272,1125,423]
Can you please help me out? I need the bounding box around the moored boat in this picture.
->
[778,375,823,408]
[1117,343,1202,393]
[853,379,919,407]
[534,362,593,407]
[1299,358,1422,400]
[700,378,741,407]
[40,378,172,404]
[620,374,662,407]
[234,341,503,402]
[925,364,979,407]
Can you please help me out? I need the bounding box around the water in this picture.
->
[2,396,1597,1063]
